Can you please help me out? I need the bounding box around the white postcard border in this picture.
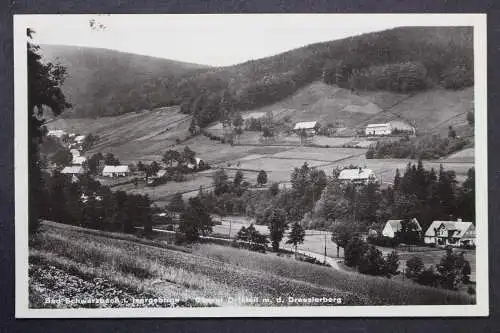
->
[14,13,489,318]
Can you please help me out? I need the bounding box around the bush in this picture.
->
[385,251,400,277]
[357,245,387,276]
[417,266,439,287]
[344,237,368,267]
[406,256,424,280]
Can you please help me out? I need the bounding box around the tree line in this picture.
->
[366,129,471,160]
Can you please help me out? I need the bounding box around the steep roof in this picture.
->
[385,218,422,232]
[72,156,87,165]
[61,166,85,174]
[366,123,391,128]
[338,168,375,181]
[425,221,475,238]
[102,165,130,173]
[294,121,317,130]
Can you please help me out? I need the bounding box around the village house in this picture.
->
[61,166,85,178]
[338,168,376,185]
[72,156,87,165]
[74,135,86,145]
[47,129,67,139]
[424,219,475,248]
[102,165,130,177]
[187,157,204,170]
[293,121,319,136]
[382,218,422,238]
[70,149,80,157]
[365,123,392,136]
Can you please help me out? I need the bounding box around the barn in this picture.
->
[102,165,130,177]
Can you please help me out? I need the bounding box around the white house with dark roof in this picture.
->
[338,168,376,185]
[61,166,85,175]
[74,135,86,144]
[47,129,66,139]
[293,121,319,136]
[102,165,130,177]
[72,156,87,165]
[424,219,475,247]
[382,218,422,238]
[365,123,392,136]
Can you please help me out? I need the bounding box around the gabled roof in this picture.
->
[72,156,87,165]
[102,165,130,173]
[385,218,422,232]
[156,169,167,178]
[75,135,86,142]
[61,166,85,174]
[294,121,317,130]
[47,129,66,138]
[425,221,475,238]
[338,168,375,180]
[366,123,391,128]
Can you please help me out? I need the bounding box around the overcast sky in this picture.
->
[23,14,478,67]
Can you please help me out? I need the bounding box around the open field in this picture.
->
[113,173,215,203]
[46,106,192,164]
[271,147,364,162]
[442,147,475,163]
[29,221,475,307]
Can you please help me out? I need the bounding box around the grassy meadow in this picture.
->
[29,221,475,308]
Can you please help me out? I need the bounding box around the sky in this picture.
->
[23,14,480,67]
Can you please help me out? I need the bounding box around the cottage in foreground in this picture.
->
[424,219,475,248]
[382,218,422,238]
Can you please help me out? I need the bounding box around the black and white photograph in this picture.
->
[14,14,488,317]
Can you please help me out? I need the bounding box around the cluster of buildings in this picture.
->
[381,218,475,248]
[364,121,416,136]
[291,120,416,138]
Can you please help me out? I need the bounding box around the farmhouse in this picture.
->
[74,135,86,144]
[72,156,87,165]
[70,149,80,157]
[424,219,475,248]
[293,121,319,136]
[102,165,130,177]
[365,123,391,136]
[187,157,204,170]
[61,166,85,175]
[47,129,66,139]
[382,218,422,238]
[338,168,376,185]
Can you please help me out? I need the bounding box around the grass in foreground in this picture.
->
[191,244,475,305]
[30,222,474,307]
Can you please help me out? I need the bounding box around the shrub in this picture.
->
[467,286,476,295]
[437,248,471,290]
[406,256,424,280]
[344,237,368,267]
[357,245,387,276]
[417,266,439,287]
[385,251,400,277]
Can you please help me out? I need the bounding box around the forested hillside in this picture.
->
[39,45,208,118]
[43,27,473,124]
